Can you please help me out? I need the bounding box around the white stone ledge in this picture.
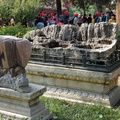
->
[0,83,46,100]
[26,63,120,84]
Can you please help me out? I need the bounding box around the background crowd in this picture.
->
[34,11,116,29]
[0,11,116,28]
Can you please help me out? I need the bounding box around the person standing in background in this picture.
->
[57,19,65,25]
[109,15,116,22]
[82,14,88,23]
[105,12,110,22]
[52,13,59,24]
[73,14,78,25]
[76,18,83,26]
[87,14,92,24]
[95,13,99,23]
[34,13,44,29]
[91,15,95,23]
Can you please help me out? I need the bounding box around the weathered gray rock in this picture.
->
[0,35,31,69]
[0,35,31,92]
[25,23,118,59]
[0,72,30,92]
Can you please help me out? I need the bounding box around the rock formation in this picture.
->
[25,22,118,59]
[0,35,31,92]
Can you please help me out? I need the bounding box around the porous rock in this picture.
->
[25,23,118,59]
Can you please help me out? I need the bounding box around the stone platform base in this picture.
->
[26,63,120,107]
[43,85,120,107]
[0,83,53,120]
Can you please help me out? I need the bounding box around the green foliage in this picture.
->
[0,23,31,38]
[0,96,119,120]
[118,30,120,41]
[0,113,43,120]
[0,0,42,25]
[69,5,96,16]
[118,30,120,47]
[40,96,120,120]
[87,5,96,15]
[0,4,12,23]
[11,5,37,25]
[64,0,116,14]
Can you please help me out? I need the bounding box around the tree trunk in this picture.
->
[78,0,86,15]
[96,4,102,13]
[56,0,62,18]
[116,0,120,29]
[82,8,86,15]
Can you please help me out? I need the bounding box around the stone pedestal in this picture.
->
[0,83,52,120]
[26,63,120,107]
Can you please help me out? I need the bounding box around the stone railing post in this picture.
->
[43,50,46,62]
[105,57,110,70]
[62,52,65,65]
[117,50,120,60]
[113,53,116,62]
[82,53,86,67]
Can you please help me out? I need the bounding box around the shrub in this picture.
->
[0,23,31,38]
[0,0,41,26]
[118,30,120,40]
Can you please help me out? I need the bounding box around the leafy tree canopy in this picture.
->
[0,0,42,25]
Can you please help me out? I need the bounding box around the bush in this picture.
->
[118,30,120,40]
[0,0,41,26]
[0,23,32,38]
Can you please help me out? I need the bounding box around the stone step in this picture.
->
[43,86,120,107]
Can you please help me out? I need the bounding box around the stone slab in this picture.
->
[0,83,46,100]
